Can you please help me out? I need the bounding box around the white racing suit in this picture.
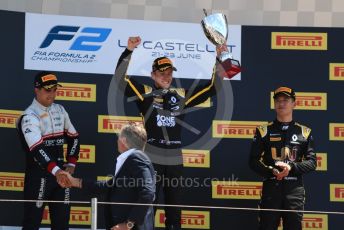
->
[17,98,80,230]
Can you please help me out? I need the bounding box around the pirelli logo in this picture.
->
[182,149,210,168]
[278,214,328,230]
[329,63,344,80]
[0,109,22,128]
[212,181,262,200]
[302,214,328,230]
[294,93,327,110]
[270,92,327,110]
[271,32,327,50]
[330,184,344,202]
[316,153,327,171]
[63,144,95,163]
[155,209,210,229]
[212,121,267,139]
[98,115,143,133]
[0,172,24,191]
[56,82,96,102]
[42,206,91,225]
[158,58,172,65]
[42,74,57,82]
[329,123,344,141]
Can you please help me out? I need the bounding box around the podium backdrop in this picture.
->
[0,9,343,229]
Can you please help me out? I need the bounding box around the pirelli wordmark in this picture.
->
[329,123,344,141]
[98,115,143,134]
[42,206,91,225]
[329,63,344,80]
[270,92,327,110]
[212,120,267,139]
[63,144,95,163]
[182,149,210,168]
[316,153,327,171]
[271,32,327,50]
[56,82,96,102]
[0,109,22,128]
[0,172,24,191]
[212,181,262,200]
[330,184,344,202]
[278,214,328,230]
[155,209,210,229]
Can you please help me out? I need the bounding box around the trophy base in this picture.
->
[220,58,241,79]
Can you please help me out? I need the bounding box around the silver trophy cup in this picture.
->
[201,10,241,79]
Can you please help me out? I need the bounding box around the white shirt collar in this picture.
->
[115,148,136,176]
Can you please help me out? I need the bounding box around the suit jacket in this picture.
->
[83,149,156,230]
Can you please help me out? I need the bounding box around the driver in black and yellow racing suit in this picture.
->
[113,36,226,230]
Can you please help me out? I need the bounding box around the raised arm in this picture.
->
[114,36,146,101]
[184,45,227,107]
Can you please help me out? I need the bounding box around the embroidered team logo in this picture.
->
[171,96,177,103]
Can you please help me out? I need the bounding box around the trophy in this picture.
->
[201,9,241,79]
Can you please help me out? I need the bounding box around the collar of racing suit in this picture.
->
[153,85,171,94]
[273,119,295,131]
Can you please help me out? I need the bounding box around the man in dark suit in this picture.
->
[63,123,155,230]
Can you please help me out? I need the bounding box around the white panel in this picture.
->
[25,13,242,80]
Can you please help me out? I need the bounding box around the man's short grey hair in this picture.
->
[119,122,147,151]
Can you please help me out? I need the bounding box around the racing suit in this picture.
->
[115,48,220,229]
[249,120,316,230]
[17,98,80,230]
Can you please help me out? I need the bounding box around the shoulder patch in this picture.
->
[170,88,185,97]
[302,126,311,139]
[21,113,40,127]
[257,124,268,138]
[144,85,152,94]
[295,123,311,139]
[24,109,40,121]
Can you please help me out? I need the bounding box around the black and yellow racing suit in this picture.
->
[249,120,316,230]
[114,48,221,229]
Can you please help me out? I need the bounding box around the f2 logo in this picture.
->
[40,26,112,51]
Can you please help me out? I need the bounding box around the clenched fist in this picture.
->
[127,36,141,51]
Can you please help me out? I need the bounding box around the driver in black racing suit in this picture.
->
[249,86,316,230]
[114,36,226,230]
